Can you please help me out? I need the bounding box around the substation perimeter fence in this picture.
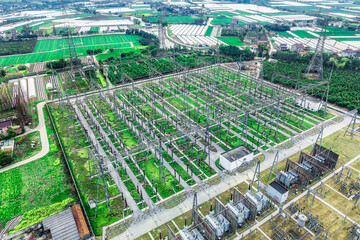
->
[278,111,347,150]
[45,104,95,237]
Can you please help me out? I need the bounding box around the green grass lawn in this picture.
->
[217,37,244,46]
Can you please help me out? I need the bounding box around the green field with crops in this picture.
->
[217,37,244,46]
[0,35,142,66]
[146,16,198,23]
[205,26,213,37]
[292,30,317,38]
[276,31,295,38]
[0,110,73,228]
[211,16,233,25]
[317,27,360,37]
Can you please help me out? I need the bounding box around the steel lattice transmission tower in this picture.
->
[61,0,82,81]
[306,27,326,78]
[157,16,166,49]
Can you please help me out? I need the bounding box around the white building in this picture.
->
[219,145,253,172]
[296,96,322,112]
[266,181,289,204]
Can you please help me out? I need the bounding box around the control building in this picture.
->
[219,145,254,172]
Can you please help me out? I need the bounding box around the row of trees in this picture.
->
[0,39,37,56]
[264,52,360,111]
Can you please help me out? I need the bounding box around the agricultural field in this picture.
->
[216,37,245,46]
[291,30,317,38]
[275,31,295,38]
[0,110,74,229]
[145,16,198,23]
[0,35,143,67]
[211,16,233,25]
[204,26,213,37]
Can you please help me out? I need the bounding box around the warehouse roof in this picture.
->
[221,145,253,162]
[269,181,288,194]
[43,208,80,240]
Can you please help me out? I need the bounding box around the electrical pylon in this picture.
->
[61,0,82,81]
[306,27,326,79]
[158,16,166,50]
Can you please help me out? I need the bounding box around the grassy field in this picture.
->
[292,30,317,38]
[204,26,213,37]
[217,37,244,46]
[0,35,142,66]
[0,110,73,228]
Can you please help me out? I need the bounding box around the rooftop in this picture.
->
[269,181,288,194]
[0,120,11,129]
[221,145,253,162]
[43,208,80,240]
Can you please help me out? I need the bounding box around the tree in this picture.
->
[86,49,94,55]
[110,48,114,53]
[6,127,16,138]
[0,150,13,166]
[0,69,6,77]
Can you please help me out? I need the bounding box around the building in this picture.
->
[0,139,15,152]
[266,181,289,204]
[290,43,305,52]
[280,43,288,51]
[342,49,356,57]
[296,96,322,112]
[42,204,90,240]
[219,145,253,172]
[0,120,12,135]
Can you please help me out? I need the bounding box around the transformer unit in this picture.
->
[179,227,204,240]
[245,191,263,213]
[205,212,230,237]
[277,170,299,188]
[226,201,249,226]
[255,191,268,209]
[355,229,360,240]
[300,162,313,173]
[314,155,326,164]
[236,202,250,219]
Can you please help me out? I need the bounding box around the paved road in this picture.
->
[107,113,352,240]
[0,102,49,174]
